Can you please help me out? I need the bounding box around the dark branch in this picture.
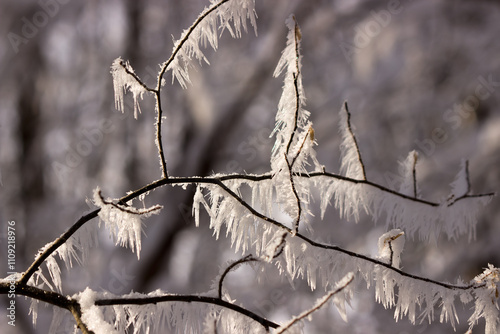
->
[156,0,230,87]
[18,168,494,289]
[19,209,99,285]
[284,154,302,234]
[294,233,483,291]
[218,255,257,300]
[154,91,169,179]
[465,160,471,194]
[95,294,279,330]
[343,101,367,181]
[275,273,354,334]
[285,17,303,158]
[271,233,288,259]
[96,189,162,215]
[118,59,156,93]
[290,126,313,168]
[412,152,418,198]
[0,283,93,333]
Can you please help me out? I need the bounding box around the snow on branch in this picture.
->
[377,229,405,269]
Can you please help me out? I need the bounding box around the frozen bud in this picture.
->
[473,264,500,296]
[378,229,405,269]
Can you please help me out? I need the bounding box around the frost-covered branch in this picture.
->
[0,282,92,333]
[19,210,99,286]
[157,0,256,89]
[7,1,499,333]
[112,0,257,179]
[110,58,152,119]
[339,101,367,180]
[19,165,492,291]
[94,293,279,330]
[284,17,302,158]
[284,154,301,234]
[19,180,166,286]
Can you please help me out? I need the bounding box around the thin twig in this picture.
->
[412,152,418,198]
[153,0,231,180]
[154,91,169,179]
[19,209,99,285]
[271,233,288,259]
[284,154,301,234]
[275,274,354,334]
[343,101,367,181]
[96,189,162,215]
[156,0,230,88]
[465,160,471,194]
[285,18,303,158]
[388,239,394,267]
[218,255,257,300]
[290,126,313,168]
[118,60,156,93]
[294,233,482,291]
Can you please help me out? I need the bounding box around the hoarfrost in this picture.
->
[110,57,148,119]
[93,187,162,259]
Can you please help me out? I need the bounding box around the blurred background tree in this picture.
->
[1,0,499,332]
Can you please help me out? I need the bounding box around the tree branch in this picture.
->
[218,255,257,300]
[156,0,230,87]
[342,101,367,181]
[285,17,302,158]
[0,283,93,333]
[154,90,169,179]
[117,59,156,93]
[17,168,493,290]
[275,273,354,334]
[95,293,279,330]
[285,154,302,234]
